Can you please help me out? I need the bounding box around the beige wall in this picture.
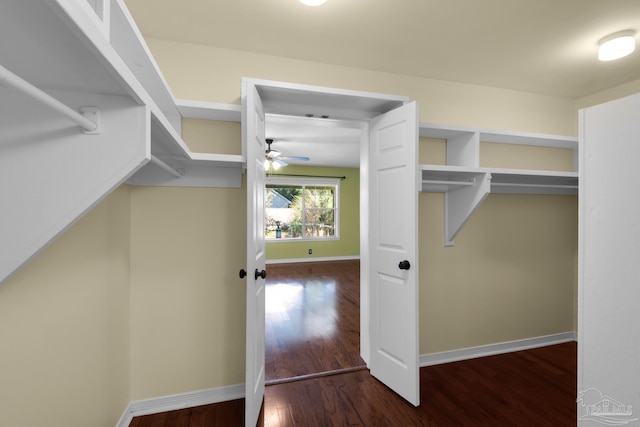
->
[182,117,242,155]
[419,192,577,353]
[0,186,131,427]
[574,77,640,112]
[148,39,576,137]
[129,184,246,399]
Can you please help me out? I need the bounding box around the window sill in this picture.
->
[266,237,340,243]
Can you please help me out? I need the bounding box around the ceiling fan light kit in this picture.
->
[598,30,636,61]
[264,159,282,170]
[265,138,310,170]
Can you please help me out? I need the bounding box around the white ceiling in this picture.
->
[266,114,362,167]
[124,0,640,167]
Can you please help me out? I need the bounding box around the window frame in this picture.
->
[265,176,340,242]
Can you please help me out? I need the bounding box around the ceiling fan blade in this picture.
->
[281,156,310,161]
[274,159,288,167]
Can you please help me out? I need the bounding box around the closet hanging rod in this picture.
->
[150,155,184,179]
[0,65,99,133]
[491,182,577,190]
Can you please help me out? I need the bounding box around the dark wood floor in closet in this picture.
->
[130,260,577,426]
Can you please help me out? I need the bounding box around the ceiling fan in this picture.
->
[264,138,310,170]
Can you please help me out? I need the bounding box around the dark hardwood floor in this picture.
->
[265,260,365,382]
[262,342,577,426]
[130,342,577,426]
[130,260,577,426]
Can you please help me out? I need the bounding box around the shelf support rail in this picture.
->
[0,64,100,134]
[150,155,184,178]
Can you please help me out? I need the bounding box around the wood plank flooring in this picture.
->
[263,342,577,426]
[265,260,365,382]
[130,342,577,426]
[130,260,577,426]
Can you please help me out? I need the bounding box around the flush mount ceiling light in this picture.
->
[299,0,326,6]
[598,30,636,61]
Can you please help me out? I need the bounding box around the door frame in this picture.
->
[242,77,413,407]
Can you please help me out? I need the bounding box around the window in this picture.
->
[265,177,339,241]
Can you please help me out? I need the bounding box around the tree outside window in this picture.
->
[265,178,339,240]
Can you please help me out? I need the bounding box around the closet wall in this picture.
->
[0,186,131,427]
[130,185,246,399]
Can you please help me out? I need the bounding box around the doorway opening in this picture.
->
[244,78,420,421]
[262,114,367,383]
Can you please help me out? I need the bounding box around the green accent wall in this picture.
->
[266,165,360,260]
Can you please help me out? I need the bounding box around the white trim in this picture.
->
[115,383,244,427]
[419,332,577,367]
[266,255,360,265]
[267,236,340,243]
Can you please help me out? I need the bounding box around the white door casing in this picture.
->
[241,78,417,420]
[242,80,267,427]
[369,101,420,406]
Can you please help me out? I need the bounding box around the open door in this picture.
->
[369,101,420,406]
[242,80,267,426]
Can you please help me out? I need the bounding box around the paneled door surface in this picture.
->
[242,80,267,427]
[369,101,420,406]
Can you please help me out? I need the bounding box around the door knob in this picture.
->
[398,260,411,270]
[239,269,247,279]
[255,269,267,280]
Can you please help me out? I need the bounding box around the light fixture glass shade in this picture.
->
[598,33,636,61]
[300,0,326,6]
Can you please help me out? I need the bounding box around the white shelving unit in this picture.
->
[60,0,245,188]
[419,122,579,246]
[123,98,245,188]
[176,99,242,122]
[105,0,244,187]
[0,0,243,284]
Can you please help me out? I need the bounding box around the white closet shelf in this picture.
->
[418,123,579,245]
[103,0,245,182]
[134,109,244,187]
[489,169,578,195]
[176,99,242,122]
[109,0,183,132]
[58,0,244,177]
[420,165,484,192]
[419,122,579,150]
[420,166,578,195]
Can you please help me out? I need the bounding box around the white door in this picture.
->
[242,81,267,426]
[369,101,420,406]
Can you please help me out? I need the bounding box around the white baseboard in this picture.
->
[116,383,244,427]
[419,331,577,367]
[266,255,359,265]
